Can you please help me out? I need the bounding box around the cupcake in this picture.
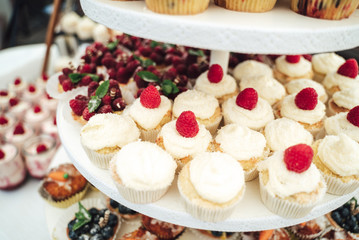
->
[106,198,140,220]
[312,53,345,82]
[273,55,313,84]
[156,111,212,171]
[214,0,277,12]
[289,216,327,239]
[214,124,269,181]
[328,87,359,116]
[0,89,15,111]
[194,64,239,104]
[264,118,313,152]
[324,106,359,142]
[222,88,274,131]
[80,113,140,169]
[233,60,273,83]
[178,152,245,222]
[110,141,177,203]
[0,143,26,190]
[22,83,43,104]
[4,122,34,149]
[141,215,185,239]
[120,227,159,240]
[0,113,16,137]
[8,97,31,120]
[323,59,359,96]
[312,134,359,195]
[24,104,50,134]
[285,78,328,103]
[291,0,359,20]
[275,87,326,136]
[38,163,89,208]
[145,0,210,15]
[8,77,28,96]
[128,85,172,142]
[239,75,286,105]
[172,90,222,135]
[258,144,326,218]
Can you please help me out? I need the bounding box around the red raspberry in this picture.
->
[102,95,112,105]
[0,90,8,96]
[33,105,42,113]
[295,87,318,110]
[62,80,73,92]
[207,64,223,83]
[13,123,25,135]
[14,78,22,85]
[82,107,95,121]
[337,59,358,79]
[347,106,359,127]
[140,85,161,109]
[284,144,313,173]
[69,99,88,116]
[62,67,73,76]
[42,73,49,81]
[0,116,8,125]
[80,75,92,86]
[109,79,120,90]
[36,144,47,153]
[112,98,126,111]
[97,105,113,114]
[81,64,93,74]
[0,149,4,160]
[176,111,199,138]
[139,46,152,57]
[75,95,89,101]
[28,84,36,93]
[9,98,19,107]
[302,54,312,62]
[88,82,99,96]
[285,55,301,64]
[236,88,258,110]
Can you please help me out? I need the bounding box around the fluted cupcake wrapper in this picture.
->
[145,0,210,15]
[82,144,118,169]
[244,168,259,182]
[214,0,277,12]
[140,128,160,143]
[323,174,359,195]
[203,115,222,136]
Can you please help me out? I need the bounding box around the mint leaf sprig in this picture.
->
[136,71,179,96]
[69,73,100,84]
[88,80,110,113]
[72,202,92,231]
[107,40,119,52]
[133,55,156,68]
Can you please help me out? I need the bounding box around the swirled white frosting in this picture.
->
[233,60,273,81]
[281,94,326,124]
[240,75,286,105]
[285,78,328,103]
[129,96,172,130]
[114,141,176,190]
[81,114,140,150]
[258,151,322,198]
[216,124,266,161]
[312,53,345,75]
[194,71,237,98]
[159,120,212,159]
[265,118,313,151]
[325,113,359,142]
[275,56,312,77]
[332,88,359,109]
[222,96,274,130]
[25,108,49,123]
[173,90,219,119]
[318,134,359,177]
[76,17,96,40]
[189,152,244,204]
[93,24,111,43]
[323,72,359,91]
[60,12,80,34]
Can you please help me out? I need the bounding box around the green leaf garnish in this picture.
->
[96,80,110,99]
[161,80,179,96]
[107,40,119,51]
[150,40,160,49]
[133,55,155,68]
[136,71,159,83]
[72,202,92,231]
[88,96,101,113]
[69,73,99,84]
[188,49,205,57]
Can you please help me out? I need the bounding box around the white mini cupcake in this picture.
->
[8,77,27,96]
[22,84,43,104]
[0,90,15,111]
[312,52,345,82]
[328,87,359,116]
[273,55,313,84]
[8,97,31,121]
[24,105,50,134]
[0,113,16,137]
[285,78,328,103]
[76,17,96,40]
[4,122,34,149]
[233,60,273,83]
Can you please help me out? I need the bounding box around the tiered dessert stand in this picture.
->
[57,0,359,232]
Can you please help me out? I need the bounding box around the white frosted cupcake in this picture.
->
[22,84,43,104]
[312,53,345,82]
[273,55,313,84]
[110,141,177,203]
[194,64,239,104]
[8,77,28,96]
[0,113,16,137]
[214,124,269,181]
[173,90,222,135]
[222,88,274,131]
[178,152,245,222]
[258,144,326,218]
[285,78,328,103]
[239,75,286,105]
[233,60,273,83]
[265,118,313,152]
[313,134,359,195]
[80,113,140,169]
[60,11,80,34]
[93,24,112,43]
[8,97,31,120]
[4,122,34,149]
[0,90,15,111]
[24,105,50,134]
[328,88,359,116]
[129,85,172,142]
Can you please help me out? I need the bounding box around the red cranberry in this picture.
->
[97,105,113,114]
[175,64,187,75]
[62,80,73,92]
[102,95,112,105]
[126,60,141,74]
[88,82,99,96]
[154,46,165,56]
[108,68,117,79]
[139,46,152,57]
[58,74,69,84]
[80,64,93,74]
[79,75,93,86]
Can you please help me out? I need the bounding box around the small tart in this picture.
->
[119,227,159,240]
[141,215,185,240]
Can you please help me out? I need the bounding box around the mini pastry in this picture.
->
[194,64,239,104]
[107,198,140,220]
[22,83,43,104]
[8,97,31,120]
[214,0,277,12]
[145,0,210,15]
[40,93,58,114]
[0,113,15,137]
[8,77,27,96]
[328,87,359,116]
[120,227,159,240]
[233,60,273,83]
[311,53,345,82]
[285,78,328,103]
[141,215,185,240]
[241,229,291,240]
[222,88,274,131]
[0,89,15,111]
[289,216,327,239]
[24,104,50,134]
[76,16,96,40]
[273,55,313,84]
[178,152,245,222]
[4,122,34,149]
[192,229,238,240]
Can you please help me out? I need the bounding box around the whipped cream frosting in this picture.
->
[60,12,80,34]
[332,87,359,109]
[189,152,244,204]
[114,141,176,190]
[275,56,312,77]
[25,108,49,123]
[216,124,266,161]
[76,17,96,40]
[323,72,359,91]
[285,78,327,102]
[312,53,345,74]
[258,151,322,198]
[9,101,30,115]
[0,91,15,106]
[93,24,111,43]
[265,118,313,151]
[81,114,140,150]
[222,96,274,130]
[233,60,273,81]
[240,75,286,105]
[8,80,27,94]
[0,114,15,132]
[173,90,219,119]
[159,120,212,159]
[325,113,359,142]
[280,94,326,124]
[129,96,172,130]
[194,71,237,98]
[318,134,359,177]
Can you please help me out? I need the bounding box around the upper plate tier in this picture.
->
[80,0,359,54]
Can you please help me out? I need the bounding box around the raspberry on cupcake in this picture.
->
[24,105,50,134]
[22,84,43,104]
[0,89,15,111]
[285,78,328,103]
[0,113,16,137]
[311,52,345,82]
[8,97,31,120]
[273,55,313,84]
[8,77,28,96]
[328,87,359,116]
[4,122,34,149]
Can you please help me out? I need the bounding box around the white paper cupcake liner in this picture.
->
[82,144,118,169]
[244,168,258,182]
[323,174,359,195]
[140,128,160,143]
[204,115,222,136]
[189,228,240,240]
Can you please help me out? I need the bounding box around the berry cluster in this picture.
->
[330,198,359,234]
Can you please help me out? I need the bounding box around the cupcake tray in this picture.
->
[57,101,359,232]
[79,0,359,55]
